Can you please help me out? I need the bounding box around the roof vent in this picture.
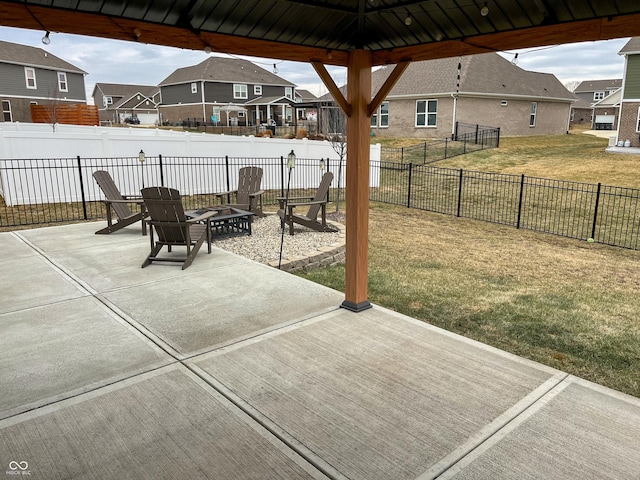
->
[501,100,508,107]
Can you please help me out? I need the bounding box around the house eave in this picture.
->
[385,91,575,103]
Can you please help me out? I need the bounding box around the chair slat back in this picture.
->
[141,187,188,244]
[93,170,134,220]
[306,172,333,219]
[236,166,263,206]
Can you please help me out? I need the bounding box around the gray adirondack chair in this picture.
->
[141,187,216,270]
[93,170,148,235]
[277,171,338,235]
[214,166,264,216]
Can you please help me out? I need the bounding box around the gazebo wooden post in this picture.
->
[341,49,373,312]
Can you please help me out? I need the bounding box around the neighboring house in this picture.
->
[0,39,87,123]
[366,53,575,138]
[617,37,640,147]
[92,83,160,125]
[592,89,622,130]
[158,57,297,127]
[569,96,594,128]
[574,79,622,106]
[294,89,318,121]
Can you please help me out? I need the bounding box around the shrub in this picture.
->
[296,128,308,139]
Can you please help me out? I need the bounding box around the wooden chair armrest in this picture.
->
[105,198,144,204]
[121,195,143,200]
[276,196,314,201]
[214,190,237,197]
[287,199,327,207]
[249,190,264,197]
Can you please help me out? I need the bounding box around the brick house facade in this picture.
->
[617,38,640,147]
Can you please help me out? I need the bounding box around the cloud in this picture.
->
[0,26,631,102]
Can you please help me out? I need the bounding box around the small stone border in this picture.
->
[268,220,346,272]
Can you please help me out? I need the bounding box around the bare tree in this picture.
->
[322,104,347,212]
[564,80,581,92]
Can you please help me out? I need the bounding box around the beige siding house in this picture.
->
[369,53,575,138]
[617,37,640,147]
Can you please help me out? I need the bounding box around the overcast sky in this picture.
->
[0,26,630,103]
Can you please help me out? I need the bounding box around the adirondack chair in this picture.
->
[93,170,148,235]
[277,171,338,235]
[141,187,216,270]
[214,166,264,216]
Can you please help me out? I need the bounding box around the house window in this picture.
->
[238,111,245,118]
[371,101,389,128]
[57,72,68,92]
[416,99,437,127]
[2,100,12,122]
[636,107,640,132]
[285,87,293,100]
[501,100,508,107]
[254,85,262,95]
[191,82,198,94]
[104,96,113,106]
[25,67,37,89]
[234,84,248,99]
[286,106,292,122]
[593,91,605,101]
[570,109,575,122]
[529,102,537,127]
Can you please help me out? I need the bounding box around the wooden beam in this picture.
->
[311,62,351,117]
[372,14,640,65]
[367,60,410,117]
[341,49,372,313]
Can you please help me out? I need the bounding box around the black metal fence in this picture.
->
[371,162,640,250]
[381,122,500,164]
[2,154,639,251]
[0,156,341,228]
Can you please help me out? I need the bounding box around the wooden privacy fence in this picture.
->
[30,104,99,127]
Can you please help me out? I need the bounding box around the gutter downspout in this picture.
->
[201,80,206,123]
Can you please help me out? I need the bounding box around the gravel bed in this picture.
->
[213,214,342,264]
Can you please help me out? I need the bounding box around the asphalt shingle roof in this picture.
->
[0,39,85,74]
[574,79,622,92]
[372,53,574,100]
[618,37,640,55]
[159,57,295,87]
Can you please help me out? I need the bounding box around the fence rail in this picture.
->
[2,154,639,251]
[381,122,500,165]
[371,162,640,250]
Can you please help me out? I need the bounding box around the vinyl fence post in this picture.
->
[591,182,602,240]
[457,168,463,217]
[158,154,165,187]
[407,162,413,208]
[516,174,525,228]
[76,156,88,220]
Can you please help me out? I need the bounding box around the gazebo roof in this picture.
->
[1,1,639,66]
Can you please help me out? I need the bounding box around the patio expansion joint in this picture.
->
[11,231,93,296]
[422,372,571,480]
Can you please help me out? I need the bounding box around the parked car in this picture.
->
[124,116,140,125]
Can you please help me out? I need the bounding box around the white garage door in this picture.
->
[595,115,615,124]
[136,113,159,125]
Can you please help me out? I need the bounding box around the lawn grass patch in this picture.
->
[297,202,640,397]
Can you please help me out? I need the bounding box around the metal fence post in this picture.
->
[407,162,413,208]
[457,168,463,217]
[423,142,427,164]
[76,156,88,220]
[280,155,285,197]
[516,174,525,228]
[475,124,479,144]
[224,155,231,203]
[591,182,602,240]
[496,127,501,148]
[445,138,448,159]
[401,147,404,163]
[454,121,458,141]
[158,154,165,186]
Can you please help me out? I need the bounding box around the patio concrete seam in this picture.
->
[423,373,571,480]
[187,364,348,480]
[12,231,95,296]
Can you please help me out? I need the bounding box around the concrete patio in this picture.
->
[1,222,639,479]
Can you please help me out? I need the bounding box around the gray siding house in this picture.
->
[617,37,640,147]
[368,53,575,138]
[92,83,160,125]
[158,57,297,127]
[0,40,87,123]
[571,78,622,130]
